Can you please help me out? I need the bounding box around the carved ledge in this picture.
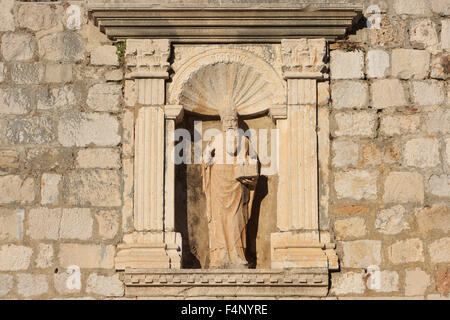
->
[126,39,171,78]
[281,38,327,76]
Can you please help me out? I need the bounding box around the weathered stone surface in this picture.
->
[0,245,32,271]
[333,205,369,216]
[10,63,44,84]
[90,46,119,66]
[87,84,122,112]
[410,19,439,49]
[431,0,450,15]
[63,170,122,207]
[371,79,407,109]
[0,274,13,297]
[425,109,450,134]
[0,88,32,115]
[368,16,406,47]
[58,112,120,147]
[366,49,389,79]
[105,69,123,81]
[18,3,59,32]
[360,142,382,167]
[27,208,61,240]
[95,210,120,240]
[375,205,410,235]
[435,268,450,295]
[388,238,424,264]
[333,112,377,137]
[76,148,121,169]
[86,273,124,297]
[0,175,35,204]
[60,209,93,240]
[0,208,24,241]
[335,217,367,240]
[335,170,378,200]
[38,32,84,62]
[25,148,74,171]
[415,204,450,234]
[342,240,382,268]
[44,64,73,83]
[384,172,424,204]
[41,173,61,205]
[122,158,134,233]
[0,0,15,32]
[428,174,450,197]
[332,140,358,168]
[122,109,134,157]
[1,33,36,62]
[394,0,431,15]
[331,81,368,109]
[331,272,365,295]
[330,50,364,80]
[54,271,81,295]
[0,149,20,169]
[366,270,399,293]
[446,138,450,166]
[431,55,450,79]
[7,116,55,145]
[442,20,450,50]
[17,274,48,298]
[412,81,445,106]
[404,138,440,168]
[124,80,137,107]
[429,238,450,263]
[37,86,79,111]
[58,244,115,269]
[35,244,53,269]
[0,63,5,83]
[380,114,421,136]
[391,49,430,79]
[405,268,430,296]
[382,142,405,165]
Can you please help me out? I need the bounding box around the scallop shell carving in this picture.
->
[179,62,275,116]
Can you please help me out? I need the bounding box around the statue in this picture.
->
[202,106,259,269]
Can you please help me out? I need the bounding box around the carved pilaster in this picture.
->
[272,39,338,270]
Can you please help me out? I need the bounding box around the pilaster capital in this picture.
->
[281,39,327,79]
[164,105,184,123]
[126,39,171,79]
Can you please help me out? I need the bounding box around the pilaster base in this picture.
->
[115,232,182,270]
[271,232,339,270]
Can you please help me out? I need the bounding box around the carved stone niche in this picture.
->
[89,3,362,299]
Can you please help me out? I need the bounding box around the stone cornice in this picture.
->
[88,4,362,42]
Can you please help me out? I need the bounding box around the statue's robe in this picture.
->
[202,133,258,269]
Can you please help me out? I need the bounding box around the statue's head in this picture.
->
[219,107,238,132]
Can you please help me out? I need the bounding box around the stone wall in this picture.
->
[0,0,448,299]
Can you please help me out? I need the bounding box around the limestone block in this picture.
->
[0,208,24,241]
[35,244,53,269]
[59,244,115,269]
[330,50,364,79]
[63,170,122,207]
[25,148,74,171]
[415,204,450,234]
[391,49,430,79]
[91,46,119,66]
[76,148,121,169]
[394,0,431,15]
[360,142,382,167]
[0,175,35,204]
[44,64,73,83]
[60,208,93,240]
[404,138,440,168]
[425,109,450,134]
[366,271,399,293]
[18,3,59,31]
[429,238,450,263]
[124,80,137,107]
[431,55,450,79]
[37,86,79,111]
[0,149,20,169]
[122,158,134,233]
[431,0,450,15]
[0,0,15,32]
[334,217,367,240]
[380,114,421,136]
[0,245,32,271]
[0,274,13,297]
[0,63,5,82]
[87,84,122,112]
[342,240,382,268]
[371,79,407,109]
[333,112,377,137]
[54,271,81,295]
[27,208,61,240]
[38,32,84,62]
[412,81,445,106]
[95,210,120,240]
[105,69,123,81]
[1,33,36,62]
[7,116,55,145]
[86,273,124,297]
[428,174,450,197]
[10,63,44,84]
[318,82,330,106]
[17,274,48,298]
[434,268,450,295]
[383,172,424,203]
[366,50,389,78]
[375,205,410,235]
[0,88,32,115]
[41,173,61,205]
[58,112,120,147]
[333,206,369,216]
[330,272,365,295]
[442,20,450,50]
[405,268,430,296]
[410,19,439,49]
[334,170,378,200]
[388,238,424,264]
[332,140,359,168]
[331,81,368,109]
